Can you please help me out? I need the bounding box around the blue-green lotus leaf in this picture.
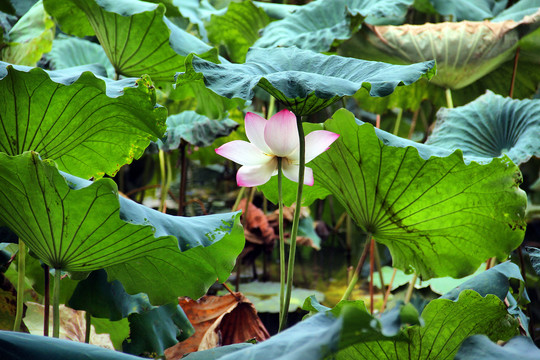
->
[177,47,435,116]
[254,0,413,52]
[43,0,219,82]
[0,62,166,179]
[306,109,527,279]
[0,152,244,304]
[206,1,270,63]
[426,91,540,165]
[0,331,142,360]
[455,335,540,360]
[158,111,238,150]
[339,291,519,359]
[46,35,115,78]
[428,0,507,21]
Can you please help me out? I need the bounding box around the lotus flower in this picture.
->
[216,109,339,187]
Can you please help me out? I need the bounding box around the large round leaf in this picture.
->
[158,110,238,150]
[46,35,115,78]
[0,0,54,66]
[428,0,508,21]
[338,291,519,359]
[43,0,219,82]
[177,47,435,116]
[0,62,166,179]
[254,0,413,53]
[455,335,540,360]
[426,91,540,165]
[0,152,244,304]
[206,1,270,63]
[0,331,142,360]
[341,10,540,90]
[308,109,527,279]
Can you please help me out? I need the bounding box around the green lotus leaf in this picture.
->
[426,91,540,165]
[181,344,254,360]
[253,0,414,52]
[455,335,540,360]
[177,47,435,116]
[252,1,298,19]
[492,0,540,21]
[342,10,540,90]
[206,1,270,63]
[527,246,540,275]
[428,0,507,21]
[43,0,219,82]
[0,62,166,179]
[172,59,246,119]
[122,303,193,357]
[46,35,115,78]
[68,270,194,356]
[0,0,54,66]
[0,331,142,360]
[339,290,519,359]
[349,40,540,113]
[158,110,238,150]
[0,152,244,304]
[307,109,527,279]
[68,269,154,320]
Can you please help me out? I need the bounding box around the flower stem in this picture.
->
[279,115,306,332]
[404,272,418,304]
[392,108,403,136]
[13,239,25,332]
[85,311,91,343]
[52,269,61,338]
[277,157,286,331]
[445,88,453,109]
[341,233,371,302]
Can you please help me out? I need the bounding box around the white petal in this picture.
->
[282,161,314,186]
[237,158,278,187]
[264,109,299,157]
[215,140,272,166]
[289,130,340,164]
[245,112,272,154]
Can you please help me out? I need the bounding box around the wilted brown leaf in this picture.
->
[164,293,269,359]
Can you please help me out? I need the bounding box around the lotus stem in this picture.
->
[85,312,91,343]
[369,238,375,314]
[158,149,167,212]
[509,47,520,98]
[13,239,25,332]
[178,140,188,216]
[404,272,418,304]
[44,264,50,336]
[392,108,403,136]
[279,114,306,331]
[407,108,420,139]
[374,244,386,297]
[232,187,246,211]
[341,233,371,302]
[277,158,286,331]
[267,96,276,118]
[381,268,397,314]
[445,88,453,109]
[52,269,61,338]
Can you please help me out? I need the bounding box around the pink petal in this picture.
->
[282,162,314,186]
[245,112,272,154]
[237,158,278,187]
[215,140,272,166]
[264,109,299,157]
[290,130,340,163]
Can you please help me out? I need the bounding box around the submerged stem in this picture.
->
[52,269,61,338]
[277,158,286,332]
[13,240,25,332]
[341,233,371,302]
[279,115,306,331]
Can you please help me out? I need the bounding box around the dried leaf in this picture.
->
[164,293,269,359]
